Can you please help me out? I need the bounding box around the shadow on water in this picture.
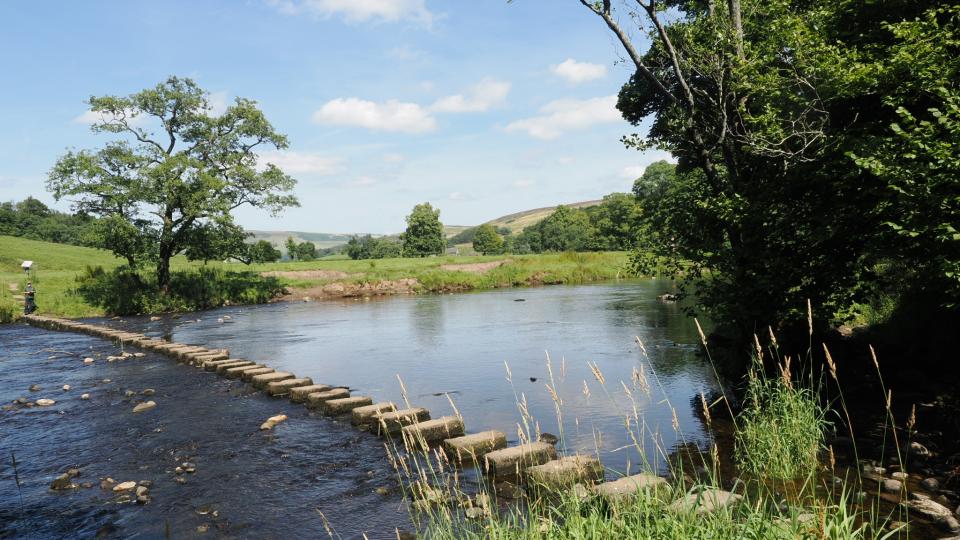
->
[1,279,717,538]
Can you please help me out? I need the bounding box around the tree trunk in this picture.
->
[157,245,172,293]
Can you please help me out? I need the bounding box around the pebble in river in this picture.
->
[132,401,156,413]
[29,384,41,392]
[62,385,70,391]
[36,398,56,406]
[81,393,90,400]
[83,357,94,364]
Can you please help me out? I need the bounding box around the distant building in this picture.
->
[445,247,460,256]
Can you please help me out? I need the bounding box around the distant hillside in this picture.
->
[485,200,602,233]
[249,201,600,251]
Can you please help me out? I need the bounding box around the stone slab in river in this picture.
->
[190,352,229,365]
[266,377,314,396]
[323,396,373,415]
[351,402,396,425]
[202,358,244,371]
[224,364,268,379]
[526,455,604,489]
[241,367,276,381]
[289,384,332,403]
[443,431,508,462]
[668,489,742,514]
[251,372,295,389]
[214,360,255,374]
[305,388,350,409]
[375,407,431,435]
[484,442,557,477]
[594,473,667,502]
[401,416,465,446]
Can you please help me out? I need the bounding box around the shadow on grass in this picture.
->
[75,265,286,315]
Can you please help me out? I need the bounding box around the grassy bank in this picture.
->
[0,235,630,319]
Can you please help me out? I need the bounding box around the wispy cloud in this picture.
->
[551,58,607,84]
[345,175,378,187]
[505,95,621,139]
[257,150,344,175]
[512,178,536,189]
[267,0,433,26]
[430,78,510,113]
[313,98,437,134]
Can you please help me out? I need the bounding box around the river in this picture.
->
[0,280,719,539]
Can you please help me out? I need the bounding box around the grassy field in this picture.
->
[0,235,631,320]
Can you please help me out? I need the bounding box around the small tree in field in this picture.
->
[48,76,298,291]
[472,224,504,255]
[249,240,282,263]
[401,202,445,257]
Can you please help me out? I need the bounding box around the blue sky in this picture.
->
[0,1,668,234]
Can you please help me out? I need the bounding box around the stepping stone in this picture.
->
[322,396,373,415]
[526,455,604,489]
[484,442,557,478]
[224,364,269,379]
[241,367,276,381]
[443,431,507,463]
[266,377,314,396]
[214,360,255,374]
[289,384,332,403]
[668,489,742,514]
[594,473,668,502]
[189,352,229,365]
[305,388,351,409]
[252,372,295,389]
[351,402,396,426]
[401,416,465,447]
[375,407,431,436]
[203,358,244,371]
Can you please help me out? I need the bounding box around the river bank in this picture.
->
[0,235,630,321]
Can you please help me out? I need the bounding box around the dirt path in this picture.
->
[281,278,421,301]
[259,270,361,280]
[439,259,512,274]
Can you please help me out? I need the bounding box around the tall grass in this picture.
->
[377,323,906,540]
[735,354,828,480]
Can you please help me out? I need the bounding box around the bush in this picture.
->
[75,265,286,315]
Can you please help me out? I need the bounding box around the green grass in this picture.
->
[734,355,828,480]
[0,235,631,319]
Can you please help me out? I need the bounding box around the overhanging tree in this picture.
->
[48,76,298,291]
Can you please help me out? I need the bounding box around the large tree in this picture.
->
[574,0,937,342]
[401,203,445,257]
[472,224,504,255]
[48,76,298,291]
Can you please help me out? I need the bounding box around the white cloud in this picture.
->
[505,95,621,140]
[257,150,343,175]
[208,91,229,116]
[620,165,646,179]
[345,176,378,187]
[313,98,437,134]
[551,58,607,84]
[447,191,466,200]
[72,108,146,126]
[383,152,405,163]
[268,0,433,26]
[431,78,511,113]
[512,179,536,189]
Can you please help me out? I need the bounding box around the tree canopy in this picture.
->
[472,224,504,255]
[401,203,445,257]
[47,76,298,290]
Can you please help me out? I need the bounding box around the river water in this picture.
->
[0,280,719,539]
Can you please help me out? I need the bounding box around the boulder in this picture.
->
[920,477,940,492]
[132,401,156,414]
[882,479,903,493]
[594,473,668,502]
[113,481,137,492]
[668,489,742,514]
[260,414,288,430]
[904,495,960,532]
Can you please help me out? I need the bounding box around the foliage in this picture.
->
[402,202,445,257]
[74,265,285,315]
[295,241,317,261]
[850,5,960,307]
[472,223,504,255]
[579,0,957,346]
[447,225,510,247]
[586,193,643,250]
[345,234,402,260]
[0,197,98,246]
[183,219,251,264]
[47,76,298,291]
[248,240,282,263]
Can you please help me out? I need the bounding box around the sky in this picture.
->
[0,1,669,234]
